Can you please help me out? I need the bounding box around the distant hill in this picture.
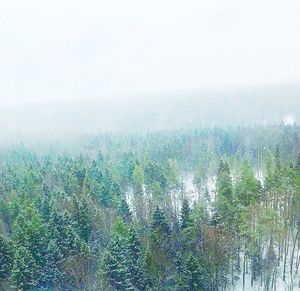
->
[0,84,299,142]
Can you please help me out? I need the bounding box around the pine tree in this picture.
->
[40,182,51,220]
[49,211,82,257]
[214,160,234,226]
[133,164,144,190]
[118,199,132,223]
[74,196,92,242]
[180,199,196,253]
[43,239,65,289]
[144,161,168,190]
[296,153,300,170]
[13,203,47,287]
[216,160,233,199]
[98,181,112,207]
[275,145,281,169]
[250,244,262,284]
[150,207,173,288]
[110,180,122,200]
[151,206,171,244]
[236,163,261,207]
[125,228,147,290]
[180,199,192,229]
[183,254,203,291]
[101,236,131,290]
[263,243,277,290]
[0,233,13,282]
[174,251,186,288]
[45,210,86,289]
[10,246,37,290]
[143,249,155,288]
[126,228,140,261]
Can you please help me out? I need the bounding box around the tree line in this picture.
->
[1,125,300,290]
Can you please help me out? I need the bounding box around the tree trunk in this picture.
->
[290,230,300,280]
[243,253,246,291]
[283,235,288,281]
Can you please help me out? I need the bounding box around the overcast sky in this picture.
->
[0,0,299,105]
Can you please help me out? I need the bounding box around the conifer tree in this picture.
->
[0,233,13,282]
[216,161,233,199]
[151,206,171,244]
[150,207,173,287]
[133,164,144,191]
[275,145,281,169]
[118,199,132,223]
[183,255,203,291]
[296,153,300,170]
[98,181,112,207]
[214,160,234,226]
[13,203,47,287]
[236,163,261,207]
[74,196,92,242]
[143,249,155,288]
[10,246,37,290]
[180,199,192,229]
[101,236,131,290]
[125,228,147,290]
[43,239,65,289]
[174,251,186,288]
[48,211,82,257]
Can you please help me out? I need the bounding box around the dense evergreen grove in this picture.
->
[1,125,300,290]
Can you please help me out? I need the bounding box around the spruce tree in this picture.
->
[214,160,234,226]
[250,245,262,283]
[236,163,261,207]
[10,246,37,290]
[74,196,91,242]
[216,161,233,199]
[43,239,65,289]
[118,199,132,223]
[48,211,82,257]
[0,233,13,282]
[102,236,131,290]
[275,145,281,169]
[150,207,172,287]
[180,199,192,229]
[13,204,47,287]
[151,206,171,244]
[125,228,147,290]
[183,254,203,291]
[98,181,112,207]
[143,249,155,289]
[296,153,300,170]
[174,251,186,288]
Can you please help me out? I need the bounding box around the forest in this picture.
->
[1,125,300,290]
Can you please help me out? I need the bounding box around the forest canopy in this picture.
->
[1,125,300,290]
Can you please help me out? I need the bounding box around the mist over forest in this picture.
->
[0,84,299,143]
[1,84,300,290]
[1,0,300,290]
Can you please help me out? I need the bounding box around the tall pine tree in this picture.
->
[0,233,13,284]
[10,246,37,290]
[180,199,192,230]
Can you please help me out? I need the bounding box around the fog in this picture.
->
[0,0,299,140]
[1,3,300,290]
[0,84,298,144]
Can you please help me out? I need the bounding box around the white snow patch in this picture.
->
[283,114,295,126]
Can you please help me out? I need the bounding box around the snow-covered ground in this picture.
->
[125,171,300,290]
[255,169,265,187]
[180,173,216,216]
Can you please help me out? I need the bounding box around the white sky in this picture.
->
[0,0,299,104]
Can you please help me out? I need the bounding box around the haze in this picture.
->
[2,2,300,291]
[0,0,299,105]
